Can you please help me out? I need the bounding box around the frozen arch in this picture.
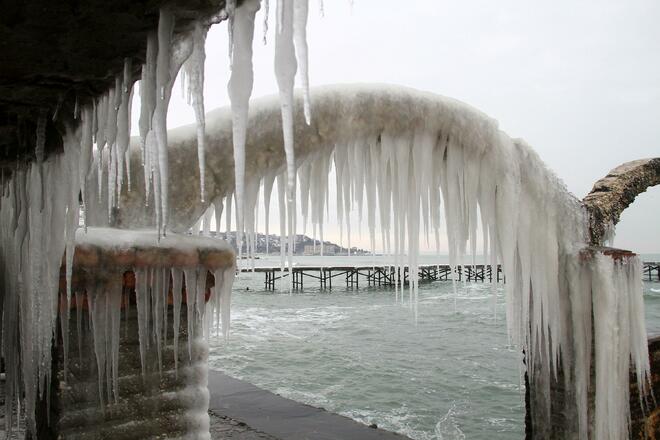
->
[83,83,650,439]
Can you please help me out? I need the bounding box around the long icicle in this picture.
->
[153,9,175,236]
[228,0,261,266]
[184,23,209,203]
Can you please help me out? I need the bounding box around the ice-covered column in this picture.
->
[50,228,235,439]
[525,247,650,439]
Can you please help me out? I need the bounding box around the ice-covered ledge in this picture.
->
[73,227,234,271]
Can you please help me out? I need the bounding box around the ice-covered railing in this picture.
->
[93,83,651,439]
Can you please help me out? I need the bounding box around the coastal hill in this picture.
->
[217,232,369,256]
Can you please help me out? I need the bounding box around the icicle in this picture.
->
[140,33,158,165]
[262,0,270,44]
[89,283,109,407]
[79,106,94,229]
[263,173,276,254]
[202,203,214,236]
[108,279,122,403]
[228,0,260,266]
[226,0,237,57]
[153,8,175,235]
[274,0,298,199]
[134,268,149,377]
[293,0,311,124]
[214,197,224,236]
[62,126,82,378]
[225,193,233,238]
[184,268,198,359]
[171,268,183,373]
[215,266,235,339]
[277,173,287,288]
[184,23,209,202]
[116,58,134,203]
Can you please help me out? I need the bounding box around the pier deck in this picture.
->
[242,262,660,291]
[242,263,504,291]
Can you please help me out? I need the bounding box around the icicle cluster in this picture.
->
[0,126,81,436]
[567,251,650,439]
[72,228,235,386]
[84,9,211,237]
[0,8,229,437]
[225,0,310,276]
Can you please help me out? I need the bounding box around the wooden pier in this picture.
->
[248,261,660,291]
[645,262,660,281]
[249,264,505,291]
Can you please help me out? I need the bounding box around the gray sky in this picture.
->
[160,0,660,254]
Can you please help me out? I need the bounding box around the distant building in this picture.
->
[302,243,339,255]
[324,244,338,255]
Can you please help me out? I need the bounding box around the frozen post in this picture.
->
[45,228,235,439]
[525,246,653,439]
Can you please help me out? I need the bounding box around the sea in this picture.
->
[207,254,660,440]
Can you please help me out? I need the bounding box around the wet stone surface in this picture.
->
[209,410,279,440]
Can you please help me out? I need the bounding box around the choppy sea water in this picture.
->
[208,255,660,440]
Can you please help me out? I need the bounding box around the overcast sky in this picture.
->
[158,0,660,254]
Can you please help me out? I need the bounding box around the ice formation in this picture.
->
[0,126,81,435]
[0,0,651,437]
[0,4,249,436]
[73,227,234,373]
[228,0,261,265]
[183,23,209,203]
[111,84,650,439]
[63,227,234,440]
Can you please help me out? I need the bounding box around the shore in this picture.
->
[208,370,411,440]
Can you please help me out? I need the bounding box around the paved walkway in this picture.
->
[208,370,410,440]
